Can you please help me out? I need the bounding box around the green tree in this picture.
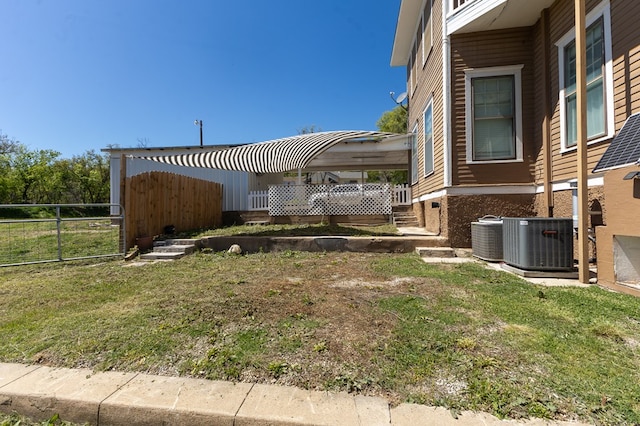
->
[9,145,61,203]
[369,106,409,185]
[376,106,407,134]
[0,131,19,155]
[297,125,322,135]
[66,150,110,204]
[0,133,111,205]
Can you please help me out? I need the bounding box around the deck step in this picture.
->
[392,209,419,228]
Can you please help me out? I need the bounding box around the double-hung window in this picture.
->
[557,0,613,150]
[564,18,605,147]
[422,0,433,65]
[410,124,419,185]
[424,98,434,176]
[465,65,523,163]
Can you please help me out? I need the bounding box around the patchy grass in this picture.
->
[176,222,401,238]
[0,219,121,265]
[0,412,82,426]
[1,253,639,425]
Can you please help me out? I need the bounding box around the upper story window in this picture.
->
[422,0,433,65]
[407,0,435,92]
[465,65,524,163]
[557,0,613,151]
[409,41,417,96]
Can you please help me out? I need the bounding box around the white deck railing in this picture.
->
[248,190,269,211]
[392,183,412,206]
[248,184,412,211]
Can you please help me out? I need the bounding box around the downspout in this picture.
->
[541,8,554,217]
[442,0,452,188]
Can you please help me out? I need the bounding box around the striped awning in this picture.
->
[137,130,403,174]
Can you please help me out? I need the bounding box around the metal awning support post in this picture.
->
[575,0,590,283]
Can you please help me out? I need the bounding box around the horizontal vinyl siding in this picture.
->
[611,0,640,127]
[547,0,636,182]
[409,0,445,198]
[547,0,575,183]
[532,17,547,187]
[450,28,537,186]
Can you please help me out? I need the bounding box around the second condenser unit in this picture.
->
[471,217,503,261]
[502,218,574,271]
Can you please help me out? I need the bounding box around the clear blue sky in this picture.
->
[0,0,405,159]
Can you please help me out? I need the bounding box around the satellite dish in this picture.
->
[390,91,408,110]
[394,91,407,104]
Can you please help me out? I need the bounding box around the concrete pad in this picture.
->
[500,264,579,279]
[390,404,590,426]
[391,404,461,425]
[100,374,254,426]
[484,263,590,288]
[354,395,391,426]
[235,383,390,426]
[0,365,136,425]
[0,363,41,388]
[421,257,478,264]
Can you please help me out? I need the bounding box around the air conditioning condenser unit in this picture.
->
[471,218,503,261]
[502,218,574,271]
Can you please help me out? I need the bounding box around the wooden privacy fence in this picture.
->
[123,171,222,250]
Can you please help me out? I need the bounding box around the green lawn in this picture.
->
[1,251,639,425]
[0,219,121,265]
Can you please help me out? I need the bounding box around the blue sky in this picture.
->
[0,0,405,159]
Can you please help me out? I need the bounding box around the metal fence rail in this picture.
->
[0,204,125,267]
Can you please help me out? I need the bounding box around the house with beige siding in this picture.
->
[391,0,640,267]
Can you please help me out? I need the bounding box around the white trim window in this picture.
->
[557,0,613,151]
[411,124,419,185]
[465,65,524,163]
[422,0,433,65]
[424,97,434,176]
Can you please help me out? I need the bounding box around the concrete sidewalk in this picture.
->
[0,363,589,426]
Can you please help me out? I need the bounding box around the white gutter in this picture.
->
[442,0,452,187]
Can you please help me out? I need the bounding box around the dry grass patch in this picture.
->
[1,252,639,425]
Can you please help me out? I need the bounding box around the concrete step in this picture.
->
[153,244,197,254]
[415,247,456,258]
[156,238,200,246]
[140,251,186,261]
[393,212,417,218]
[394,218,419,225]
[393,214,419,227]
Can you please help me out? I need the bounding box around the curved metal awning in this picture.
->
[137,130,408,173]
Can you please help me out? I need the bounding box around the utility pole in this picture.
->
[194,119,203,147]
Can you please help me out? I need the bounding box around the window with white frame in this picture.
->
[424,98,434,176]
[422,0,433,65]
[557,1,613,150]
[409,42,417,96]
[465,65,523,163]
[411,124,419,184]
